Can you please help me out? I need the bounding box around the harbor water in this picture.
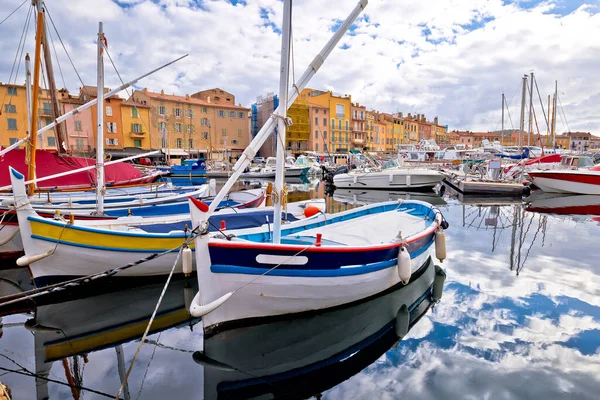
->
[1,179,599,399]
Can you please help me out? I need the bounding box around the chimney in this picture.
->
[185,94,190,100]
[207,96,211,103]
[408,113,412,119]
[399,112,403,118]
[160,89,164,95]
[143,88,147,93]
[434,116,439,125]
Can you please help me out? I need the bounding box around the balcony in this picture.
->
[352,137,364,145]
[38,108,53,116]
[129,131,146,138]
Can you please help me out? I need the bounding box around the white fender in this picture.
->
[433,265,446,301]
[435,229,446,262]
[406,175,411,186]
[395,304,410,337]
[397,245,411,284]
[353,175,357,184]
[16,249,53,267]
[209,179,217,197]
[189,290,233,318]
[182,246,193,276]
[389,173,393,184]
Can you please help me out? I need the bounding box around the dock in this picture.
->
[443,171,526,196]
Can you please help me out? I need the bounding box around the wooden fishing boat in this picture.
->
[9,167,326,285]
[197,262,444,399]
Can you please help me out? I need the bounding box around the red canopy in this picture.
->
[0,149,142,189]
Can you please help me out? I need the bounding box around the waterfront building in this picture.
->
[57,89,94,156]
[79,85,124,152]
[307,103,329,154]
[133,88,250,162]
[351,103,366,150]
[121,98,152,150]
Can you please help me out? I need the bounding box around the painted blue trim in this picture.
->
[10,168,24,179]
[210,240,433,277]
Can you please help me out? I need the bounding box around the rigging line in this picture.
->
[533,76,550,132]
[44,5,91,99]
[0,366,123,399]
[0,3,33,111]
[104,46,153,138]
[0,0,27,28]
[45,19,67,90]
[136,332,162,400]
[557,93,571,133]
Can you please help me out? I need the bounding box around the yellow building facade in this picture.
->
[300,89,352,153]
[121,99,152,149]
[0,82,59,149]
[286,98,311,154]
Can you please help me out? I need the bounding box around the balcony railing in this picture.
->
[352,138,364,145]
[38,108,53,116]
[129,131,146,138]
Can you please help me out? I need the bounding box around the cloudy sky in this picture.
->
[1,0,599,133]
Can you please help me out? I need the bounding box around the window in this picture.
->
[315,117,319,126]
[7,118,17,130]
[4,104,16,113]
[332,132,336,141]
[161,138,167,148]
[7,87,17,96]
[229,111,235,118]
[188,139,194,148]
[323,131,327,139]
[9,137,17,145]
[186,124,192,133]
[316,143,319,152]
[158,106,166,115]
[336,104,344,118]
[107,122,117,133]
[131,108,139,118]
[174,107,181,117]
[218,110,226,118]
[134,139,142,147]
[331,119,335,130]
[238,128,242,137]
[202,132,208,140]
[354,110,357,119]
[47,136,56,147]
[106,138,118,145]
[74,120,82,131]
[202,107,207,114]
[75,138,84,151]
[361,111,364,119]
[201,118,210,126]
[105,106,112,116]
[232,139,238,145]
[132,123,143,133]
[315,131,318,139]
[221,128,227,136]
[186,109,193,118]
[176,138,183,148]
[159,121,166,132]
[238,112,244,119]
[345,133,349,142]
[323,118,326,126]
[345,120,349,131]
[338,119,342,130]
[175,123,182,133]
[323,109,327,115]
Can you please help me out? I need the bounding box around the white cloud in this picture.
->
[1,0,599,132]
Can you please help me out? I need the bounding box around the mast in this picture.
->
[551,80,557,149]
[26,54,32,139]
[547,95,551,147]
[518,74,527,157]
[96,22,105,214]
[501,93,504,147]
[272,0,292,244]
[528,72,534,148]
[27,11,44,196]
[33,0,66,153]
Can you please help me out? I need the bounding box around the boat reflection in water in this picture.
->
[196,260,445,400]
[333,188,446,206]
[525,190,600,218]
[16,257,444,399]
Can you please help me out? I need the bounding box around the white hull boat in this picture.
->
[527,169,600,195]
[333,168,445,190]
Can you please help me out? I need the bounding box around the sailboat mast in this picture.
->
[96,22,105,214]
[27,11,44,196]
[33,0,66,153]
[26,54,32,138]
[547,95,551,147]
[501,93,504,147]
[528,72,534,147]
[272,0,292,244]
[552,80,557,149]
[518,74,527,156]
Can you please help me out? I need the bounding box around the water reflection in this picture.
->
[1,185,600,399]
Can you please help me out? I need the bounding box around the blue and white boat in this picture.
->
[158,158,207,185]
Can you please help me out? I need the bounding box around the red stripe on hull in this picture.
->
[525,205,600,215]
[529,172,600,185]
